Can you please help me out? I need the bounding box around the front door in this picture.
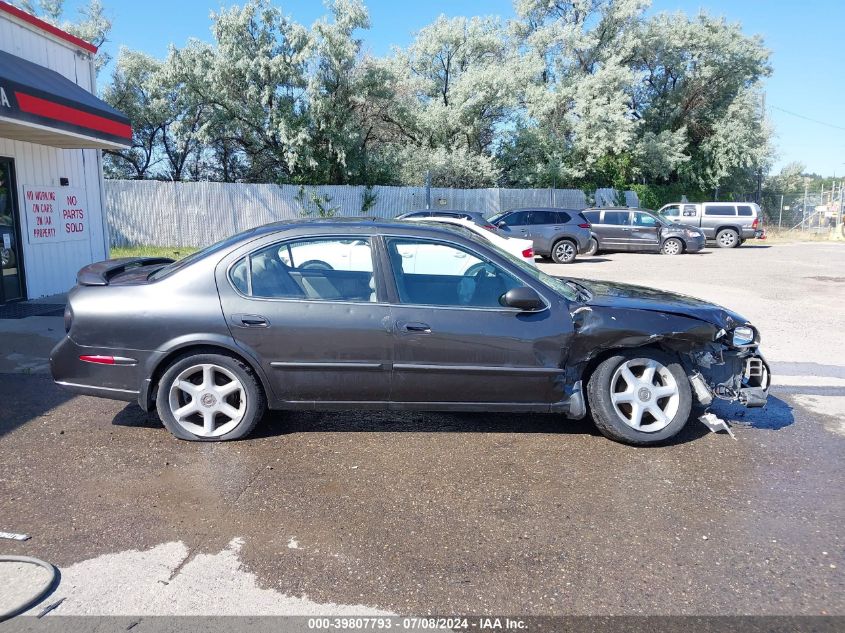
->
[217,235,393,404]
[383,236,569,407]
[0,158,25,303]
[630,211,661,252]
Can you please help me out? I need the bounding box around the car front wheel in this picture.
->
[156,352,266,441]
[661,237,683,255]
[551,239,577,264]
[587,350,692,445]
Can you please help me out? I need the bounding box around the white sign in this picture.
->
[23,186,88,244]
[2,233,9,250]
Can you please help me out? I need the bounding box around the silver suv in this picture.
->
[658,202,763,248]
[487,208,592,263]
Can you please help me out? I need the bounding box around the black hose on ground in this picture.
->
[0,555,59,622]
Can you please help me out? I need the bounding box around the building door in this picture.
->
[0,158,25,303]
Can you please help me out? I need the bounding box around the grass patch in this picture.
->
[110,245,199,260]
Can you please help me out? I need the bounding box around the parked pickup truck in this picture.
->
[657,202,763,248]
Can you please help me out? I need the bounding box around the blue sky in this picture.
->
[67,0,845,176]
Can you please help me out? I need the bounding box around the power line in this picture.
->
[769,105,845,132]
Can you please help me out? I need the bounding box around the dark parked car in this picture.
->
[487,208,592,264]
[51,219,769,446]
[581,208,706,256]
[396,209,496,232]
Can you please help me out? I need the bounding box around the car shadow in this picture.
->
[110,396,792,444]
[709,394,794,431]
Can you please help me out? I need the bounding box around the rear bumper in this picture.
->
[50,335,153,403]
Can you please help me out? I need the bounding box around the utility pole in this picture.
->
[425,170,431,209]
[778,194,783,230]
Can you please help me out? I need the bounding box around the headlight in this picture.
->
[732,326,755,346]
[685,229,701,238]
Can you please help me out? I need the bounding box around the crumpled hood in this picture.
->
[575,278,748,330]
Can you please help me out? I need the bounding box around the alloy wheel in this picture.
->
[168,363,246,438]
[718,231,737,247]
[609,358,680,432]
[554,241,575,263]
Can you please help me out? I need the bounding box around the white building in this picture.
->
[0,1,131,303]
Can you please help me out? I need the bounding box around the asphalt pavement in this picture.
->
[0,241,842,617]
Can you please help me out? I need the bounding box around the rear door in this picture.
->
[529,210,569,254]
[217,235,393,404]
[600,210,633,250]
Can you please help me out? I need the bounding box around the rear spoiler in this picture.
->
[77,257,175,286]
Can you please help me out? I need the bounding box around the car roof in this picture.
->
[506,207,581,212]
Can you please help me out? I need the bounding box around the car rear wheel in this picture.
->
[661,238,683,255]
[583,237,599,257]
[551,239,577,264]
[716,228,739,248]
[587,350,692,445]
[156,353,266,441]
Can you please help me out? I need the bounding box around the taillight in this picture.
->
[752,218,759,229]
[483,224,497,231]
[578,223,591,229]
[522,248,534,258]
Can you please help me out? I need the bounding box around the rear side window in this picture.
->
[531,211,560,225]
[704,205,736,216]
[603,211,631,226]
[582,211,600,223]
[231,237,376,302]
[683,204,698,217]
[737,205,754,216]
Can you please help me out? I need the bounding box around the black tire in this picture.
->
[716,228,739,248]
[583,237,599,257]
[300,260,333,270]
[551,239,577,264]
[586,349,692,446]
[156,352,266,441]
[661,237,683,255]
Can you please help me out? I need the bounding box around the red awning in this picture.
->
[0,50,131,150]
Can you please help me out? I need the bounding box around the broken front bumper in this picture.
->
[686,347,770,408]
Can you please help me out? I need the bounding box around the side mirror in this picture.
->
[496,220,508,229]
[500,286,544,311]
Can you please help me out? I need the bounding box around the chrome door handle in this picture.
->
[232,314,269,327]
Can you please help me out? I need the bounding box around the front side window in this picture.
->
[633,213,657,227]
[704,205,736,216]
[662,205,680,217]
[503,211,531,226]
[231,237,376,302]
[386,238,521,308]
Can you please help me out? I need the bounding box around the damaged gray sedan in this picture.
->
[50,219,769,446]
